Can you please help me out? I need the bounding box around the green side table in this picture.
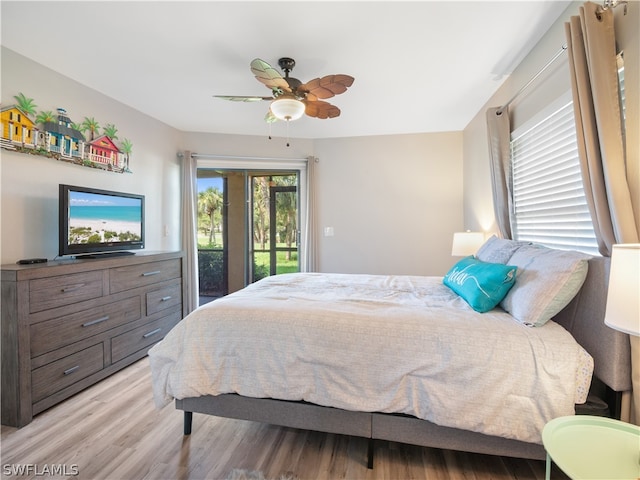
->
[542,415,640,479]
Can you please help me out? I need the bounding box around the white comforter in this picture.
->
[149,272,592,444]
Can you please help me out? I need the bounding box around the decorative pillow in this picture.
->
[475,235,530,264]
[443,256,517,313]
[500,245,591,327]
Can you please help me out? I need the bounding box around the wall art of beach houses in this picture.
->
[1,93,133,173]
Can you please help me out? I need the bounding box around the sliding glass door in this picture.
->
[197,168,300,304]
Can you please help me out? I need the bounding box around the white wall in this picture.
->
[314,133,463,276]
[462,2,579,235]
[1,48,183,263]
[2,48,462,276]
[180,132,314,160]
[182,131,463,276]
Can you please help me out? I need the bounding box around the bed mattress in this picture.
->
[149,272,593,444]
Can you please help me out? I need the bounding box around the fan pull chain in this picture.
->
[266,120,292,147]
[286,120,291,147]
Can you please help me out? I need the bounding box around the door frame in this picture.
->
[268,184,297,277]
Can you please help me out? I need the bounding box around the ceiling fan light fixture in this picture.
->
[270,97,305,121]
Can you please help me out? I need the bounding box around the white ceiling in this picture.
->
[1,1,571,139]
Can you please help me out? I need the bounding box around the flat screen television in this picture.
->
[59,184,145,258]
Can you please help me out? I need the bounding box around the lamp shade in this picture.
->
[270,97,305,121]
[451,231,485,257]
[604,244,640,336]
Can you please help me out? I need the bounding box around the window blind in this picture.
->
[510,99,599,255]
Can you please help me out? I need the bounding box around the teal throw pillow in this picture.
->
[443,256,517,313]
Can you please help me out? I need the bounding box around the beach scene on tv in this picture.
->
[68,191,142,245]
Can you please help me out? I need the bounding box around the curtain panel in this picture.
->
[565,2,638,255]
[486,107,513,239]
[301,156,319,272]
[180,151,200,314]
[565,1,640,426]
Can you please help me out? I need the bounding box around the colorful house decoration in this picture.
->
[40,108,86,159]
[88,135,121,169]
[1,105,38,148]
[1,93,133,173]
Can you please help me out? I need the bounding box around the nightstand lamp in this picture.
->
[451,231,484,257]
[604,243,640,337]
[542,243,640,480]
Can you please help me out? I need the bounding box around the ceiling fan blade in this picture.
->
[214,95,273,102]
[305,100,341,119]
[250,58,291,93]
[300,74,354,99]
[220,59,351,122]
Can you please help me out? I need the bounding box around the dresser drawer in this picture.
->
[29,271,104,313]
[31,343,104,403]
[111,312,181,364]
[146,283,182,316]
[109,259,181,294]
[30,296,142,358]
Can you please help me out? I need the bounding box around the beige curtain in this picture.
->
[486,107,513,239]
[301,156,319,272]
[565,2,638,255]
[180,150,199,314]
[565,2,640,425]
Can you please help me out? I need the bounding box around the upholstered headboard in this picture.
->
[553,255,631,393]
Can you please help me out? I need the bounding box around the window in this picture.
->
[510,93,599,255]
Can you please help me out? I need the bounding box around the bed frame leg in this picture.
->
[367,438,374,469]
[184,411,193,435]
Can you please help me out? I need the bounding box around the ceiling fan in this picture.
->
[215,57,355,123]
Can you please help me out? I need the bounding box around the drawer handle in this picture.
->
[64,366,80,375]
[141,271,161,277]
[161,296,172,302]
[61,283,85,293]
[143,328,162,339]
[82,315,110,327]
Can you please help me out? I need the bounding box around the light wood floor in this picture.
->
[1,358,568,480]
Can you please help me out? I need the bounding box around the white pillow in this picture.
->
[475,235,530,264]
[500,245,591,327]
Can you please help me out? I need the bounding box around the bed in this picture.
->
[148,239,632,467]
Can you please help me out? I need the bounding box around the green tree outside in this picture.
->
[198,187,223,247]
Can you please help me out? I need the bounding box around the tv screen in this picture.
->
[59,184,145,258]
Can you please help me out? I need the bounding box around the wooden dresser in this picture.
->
[1,251,186,427]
